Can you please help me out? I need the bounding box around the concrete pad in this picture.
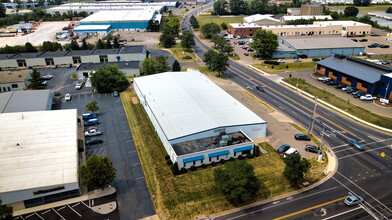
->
[91,201,117,215]
[139,215,160,220]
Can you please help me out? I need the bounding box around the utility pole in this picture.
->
[308,97,318,135]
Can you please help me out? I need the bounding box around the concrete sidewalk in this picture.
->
[13,187,117,216]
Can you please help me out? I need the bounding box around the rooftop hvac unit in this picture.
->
[219,140,228,147]
[221,134,232,142]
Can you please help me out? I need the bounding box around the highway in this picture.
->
[182,5,392,220]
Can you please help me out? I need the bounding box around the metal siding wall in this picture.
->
[26,58,46,66]
[0,59,18,68]
[81,55,100,63]
[53,57,73,65]
[80,22,148,30]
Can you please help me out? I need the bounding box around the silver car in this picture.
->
[344,195,364,206]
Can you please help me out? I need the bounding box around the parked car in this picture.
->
[277,59,286,63]
[305,145,321,154]
[247,48,254,52]
[367,43,377,48]
[294,58,302,62]
[294,134,311,141]
[244,52,249,56]
[312,58,321,61]
[283,148,299,158]
[342,86,352,91]
[41,81,47,86]
[64,93,72,101]
[323,78,332,84]
[348,138,365,151]
[84,118,100,126]
[52,65,57,69]
[84,129,103,137]
[256,86,265,92]
[318,76,331,81]
[67,63,72,68]
[335,84,345,89]
[113,91,119,97]
[326,80,339,85]
[82,113,97,120]
[277,144,291,153]
[75,82,83,90]
[42,75,53,80]
[351,39,358,42]
[379,44,390,48]
[85,126,99,132]
[344,195,364,206]
[359,39,368,42]
[346,87,355,93]
[85,137,103,146]
[381,60,390,65]
[353,91,364,98]
[360,94,376,101]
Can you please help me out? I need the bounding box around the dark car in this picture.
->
[277,144,291,153]
[353,91,364,98]
[322,79,332,84]
[346,87,355,93]
[305,145,321,154]
[380,44,390,48]
[326,80,339,85]
[85,137,103,146]
[294,134,311,141]
[335,84,345,89]
[351,39,358,42]
[312,58,321,61]
[359,39,368,42]
[367,44,377,48]
[348,138,365,151]
[256,86,265,92]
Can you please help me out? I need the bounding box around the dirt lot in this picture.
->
[111,31,161,48]
[0,21,71,47]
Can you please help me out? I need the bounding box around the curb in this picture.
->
[279,80,392,133]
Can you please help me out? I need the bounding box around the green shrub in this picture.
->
[201,163,207,168]
[238,155,244,160]
[211,161,217,166]
[171,162,179,175]
[180,167,187,174]
[165,155,170,160]
[264,60,280,65]
[254,146,260,157]
[190,165,197,171]
[248,153,254,159]
[229,157,235,161]
[220,159,226,164]
[167,160,173,165]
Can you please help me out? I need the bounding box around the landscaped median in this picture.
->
[252,62,317,74]
[283,78,392,130]
[120,88,328,219]
[156,44,199,63]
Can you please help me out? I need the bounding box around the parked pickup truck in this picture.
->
[359,94,377,101]
[84,129,102,137]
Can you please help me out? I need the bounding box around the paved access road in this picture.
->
[183,6,392,220]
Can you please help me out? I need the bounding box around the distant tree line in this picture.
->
[0,8,90,27]
[213,0,289,16]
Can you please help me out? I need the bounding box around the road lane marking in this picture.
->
[67,204,82,217]
[322,206,362,220]
[272,196,347,220]
[338,145,392,159]
[223,187,337,220]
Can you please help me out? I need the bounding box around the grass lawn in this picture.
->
[181,65,220,77]
[327,5,392,13]
[253,62,317,74]
[283,78,392,129]
[121,87,328,219]
[157,44,200,63]
[197,15,244,27]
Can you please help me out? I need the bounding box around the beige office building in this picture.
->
[300,4,324,15]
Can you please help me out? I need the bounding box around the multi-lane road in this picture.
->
[183,5,392,219]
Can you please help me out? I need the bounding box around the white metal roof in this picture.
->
[74,25,111,31]
[0,109,78,194]
[133,70,265,141]
[313,20,371,27]
[244,14,279,23]
[230,23,261,28]
[80,10,155,23]
[281,15,332,22]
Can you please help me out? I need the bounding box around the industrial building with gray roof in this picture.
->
[0,90,52,113]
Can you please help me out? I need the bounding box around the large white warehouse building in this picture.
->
[133,70,267,169]
[0,109,80,208]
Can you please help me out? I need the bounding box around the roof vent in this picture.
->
[19,74,22,77]
[8,71,12,75]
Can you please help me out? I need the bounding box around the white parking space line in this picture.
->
[135,176,145,180]
[322,206,362,220]
[25,213,35,218]
[126,140,134,142]
[67,205,82,217]
[71,202,80,208]
[81,201,90,208]
[57,206,66,211]
[34,212,44,220]
[132,163,140,166]
[41,209,51,215]
[271,139,280,147]
[52,208,65,220]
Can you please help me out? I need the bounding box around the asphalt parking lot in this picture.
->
[13,194,119,220]
[53,90,155,219]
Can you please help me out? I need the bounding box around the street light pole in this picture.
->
[308,97,318,135]
[319,121,326,147]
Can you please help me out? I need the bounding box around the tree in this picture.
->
[172,60,181,71]
[24,42,37,52]
[0,3,6,18]
[344,6,359,17]
[283,153,311,187]
[203,49,229,76]
[175,1,180,8]
[201,23,221,39]
[386,7,392,13]
[105,38,112,49]
[79,155,116,189]
[190,15,199,29]
[41,41,62,52]
[159,31,176,48]
[0,199,13,220]
[214,161,260,205]
[81,38,89,50]
[113,37,120,48]
[353,0,371,6]
[69,39,80,50]
[90,65,130,93]
[229,0,245,15]
[142,57,157,75]
[181,30,195,51]
[85,100,99,114]
[155,55,170,73]
[96,39,105,49]
[251,29,278,58]
[220,22,228,30]
[213,0,228,15]
[162,5,168,12]
[27,69,44,89]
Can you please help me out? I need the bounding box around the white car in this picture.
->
[283,148,299,158]
[42,75,53,80]
[64,93,72,101]
[75,82,83,90]
[84,129,102,137]
[360,94,376,101]
[277,59,286,63]
[318,76,331,81]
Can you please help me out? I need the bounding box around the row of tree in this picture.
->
[213,0,289,16]
[142,55,181,75]
[159,15,180,48]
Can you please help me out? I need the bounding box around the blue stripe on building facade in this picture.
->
[183,155,205,163]
[208,150,230,158]
[234,145,253,153]
[80,22,148,30]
